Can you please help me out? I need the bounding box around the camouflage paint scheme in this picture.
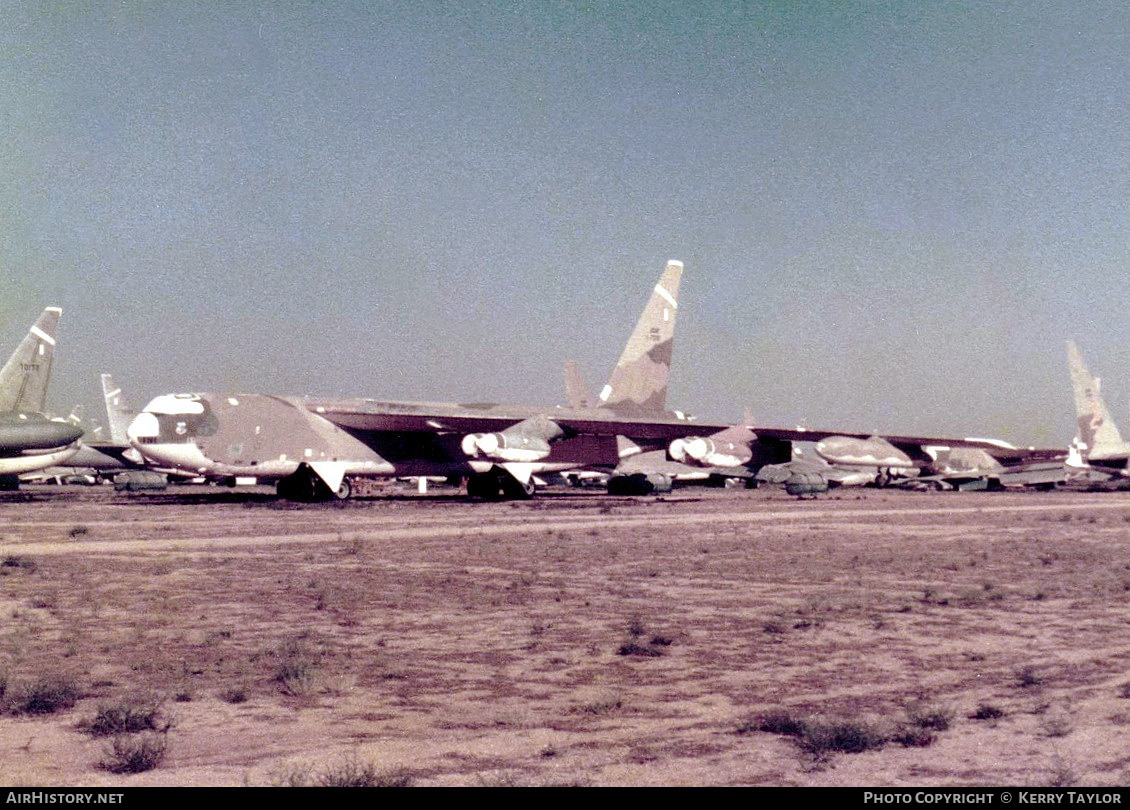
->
[811,424,1067,489]
[1067,340,1130,473]
[27,373,152,481]
[130,261,707,499]
[757,454,877,489]
[596,260,680,414]
[0,308,83,477]
[128,260,1062,500]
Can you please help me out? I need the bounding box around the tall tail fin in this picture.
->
[101,373,136,445]
[1067,340,1129,462]
[598,260,682,414]
[0,307,61,413]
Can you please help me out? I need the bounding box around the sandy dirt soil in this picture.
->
[2,483,1130,787]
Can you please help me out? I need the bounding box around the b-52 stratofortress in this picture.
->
[25,373,159,485]
[129,261,731,500]
[0,308,83,486]
[1065,340,1130,479]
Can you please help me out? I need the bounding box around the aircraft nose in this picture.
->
[37,420,82,447]
[0,416,82,451]
[55,421,83,445]
[127,412,160,444]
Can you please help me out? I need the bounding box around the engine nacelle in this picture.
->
[461,431,551,463]
[668,436,752,468]
[461,415,564,463]
[926,446,1004,476]
[814,435,917,470]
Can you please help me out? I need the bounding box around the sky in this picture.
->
[2,0,1129,447]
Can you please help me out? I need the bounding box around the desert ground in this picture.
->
[3,483,1130,787]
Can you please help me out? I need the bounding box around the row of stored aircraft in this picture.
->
[2,260,1122,499]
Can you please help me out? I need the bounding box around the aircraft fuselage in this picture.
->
[127,392,659,488]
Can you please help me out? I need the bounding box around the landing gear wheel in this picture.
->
[277,466,345,502]
[500,475,535,499]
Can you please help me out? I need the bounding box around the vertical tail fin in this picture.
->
[101,373,136,445]
[1067,340,1128,461]
[598,260,682,414]
[0,307,61,413]
[564,360,595,409]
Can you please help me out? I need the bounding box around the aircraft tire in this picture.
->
[500,475,535,499]
[277,467,326,502]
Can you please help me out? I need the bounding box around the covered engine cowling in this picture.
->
[785,471,829,497]
[607,472,673,495]
[668,436,753,468]
[814,435,917,470]
[462,415,564,463]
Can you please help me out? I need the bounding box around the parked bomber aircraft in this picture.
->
[128,261,1062,501]
[129,261,725,500]
[568,311,1055,495]
[561,356,756,493]
[0,308,83,485]
[25,373,157,484]
[809,432,1064,491]
[1066,340,1130,477]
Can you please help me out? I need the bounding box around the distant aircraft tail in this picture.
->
[598,260,682,414]
[564,360,595,409]
[1067,340,1129,462]
[0,307,61,413]
[101,374,136,445]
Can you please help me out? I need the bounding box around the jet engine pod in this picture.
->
[785,471,829,497]
[668,435,752,468]
[814,435,916,469]
[462,416,563,463]
[461,432,501,457]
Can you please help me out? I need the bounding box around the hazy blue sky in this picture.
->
[3,1,1129,446]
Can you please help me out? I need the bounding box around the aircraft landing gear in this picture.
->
[277,465,352,502]
[500,474,535,499]
[467,472,501,500]
[467,470,535,500]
